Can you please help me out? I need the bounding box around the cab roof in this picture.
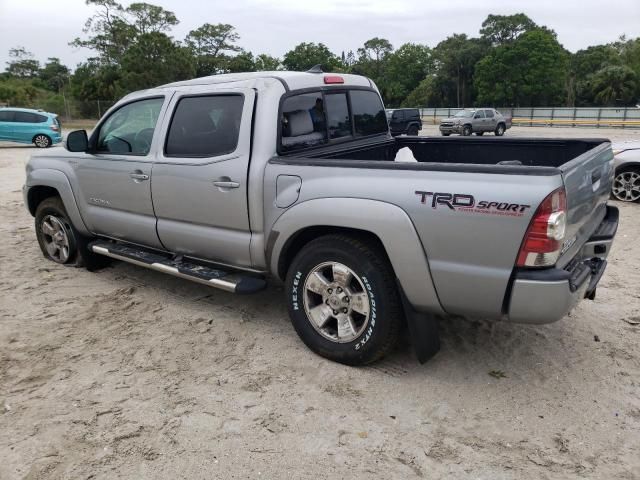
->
[158,71,373,92]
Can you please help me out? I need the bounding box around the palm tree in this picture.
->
[592,65,637,105]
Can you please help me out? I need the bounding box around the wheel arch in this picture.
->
[268,198,444,314]
[615,161,640,175]
[25,169,90,235]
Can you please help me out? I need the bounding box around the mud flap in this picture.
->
[397,281,440,364]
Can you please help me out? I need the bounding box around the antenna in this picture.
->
[307,64,324,74]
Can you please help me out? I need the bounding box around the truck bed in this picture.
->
[300,136,609,170]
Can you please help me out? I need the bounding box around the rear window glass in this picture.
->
[325,93,351,140]
[281,93,327,151]
[350,90,387,136]
[165,95,244,157]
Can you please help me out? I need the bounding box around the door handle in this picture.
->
[213,180,240,189]
[129,172,149,182]
[591,170,601,183]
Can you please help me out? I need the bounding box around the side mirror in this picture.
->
[66,130,89,152]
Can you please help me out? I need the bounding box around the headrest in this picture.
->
[287,110,314,136]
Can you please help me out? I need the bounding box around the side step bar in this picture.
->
[89,240,267,294]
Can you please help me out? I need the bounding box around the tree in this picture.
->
[254,54,281,71]
[480,13,537,45]
[226,51,256,73]
[474,28,568,106]
[5,47,41,78]
[126,2,178,34]
[569,45,620,105]
[432,34,489,107]
[120,32,195,91]
[402,76,438,107]
[591,65,637,105]
[384,43,432,106]
[39,58,70,92]
[282,42,342,71]
[186,23,241,76]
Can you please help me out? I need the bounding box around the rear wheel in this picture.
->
[495,123,506,136]
[407,125,419,136]
[612,167,640,202]
[462,125,472,136]
[33,134,51,148]
[286,234,402,365]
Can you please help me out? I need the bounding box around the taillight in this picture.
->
[516,188,567,267]
[50,123,59,132]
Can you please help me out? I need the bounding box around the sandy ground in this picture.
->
[1,128,639,479]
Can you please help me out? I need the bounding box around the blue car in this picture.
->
[0,107,62,148]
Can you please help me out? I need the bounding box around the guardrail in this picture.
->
[419,107,640,129]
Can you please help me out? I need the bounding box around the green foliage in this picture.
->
[282,42,343,72]
[6,47,41,78]
[185,23,241,76]
[591,65,637,105]
[474,29,568,106]
[480,13,537,45]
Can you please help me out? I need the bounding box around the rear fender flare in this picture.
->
[269,198,443,314]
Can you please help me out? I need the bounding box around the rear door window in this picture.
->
[485,109,494,118]
[350,90,387,136]
[165,95,244,157]
[14,112,43,123]
[281,93,327,150]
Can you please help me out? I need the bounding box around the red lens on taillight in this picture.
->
[516,188,567,267]
[50,124,59,131]
[324,75,344,84]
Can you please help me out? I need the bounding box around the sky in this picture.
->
[1,0,639,69]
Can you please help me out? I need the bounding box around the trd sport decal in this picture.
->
[415,191,531,217]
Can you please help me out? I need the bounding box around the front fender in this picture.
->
[269,198,444,314]
[25,168,90,235]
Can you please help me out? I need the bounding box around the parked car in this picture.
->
[24,71,618,365]
[439,108,511,136]
[611,141,640,202]
[0,108,62,147]
[386,108,422,136]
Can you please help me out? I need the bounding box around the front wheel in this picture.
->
[462,125,472,136]
[33,134,52,148]
[286,234,402,365]
[35,197,79,264]
[612,167,640,202]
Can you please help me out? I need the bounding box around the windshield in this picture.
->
[454,110,474,118]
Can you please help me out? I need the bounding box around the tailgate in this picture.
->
[556,141,614,268]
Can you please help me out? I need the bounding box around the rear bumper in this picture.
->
[506,205,619,324]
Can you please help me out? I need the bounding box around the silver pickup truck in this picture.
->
[23,71,619,365]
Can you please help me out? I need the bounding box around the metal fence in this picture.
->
[419,107,640,128]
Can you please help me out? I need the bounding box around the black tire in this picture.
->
[462,125,472,136]
[407,125,419,136]
[35,196,110,270]
[441,132,450,136]
[495,123,506,136]
[35,197,79,264]
[286,234,402,365]
[33,134,52,148]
